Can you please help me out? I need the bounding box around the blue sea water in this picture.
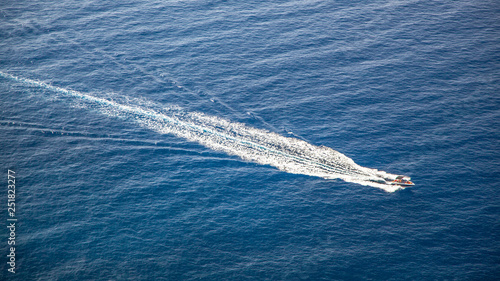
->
[1,0,499,280]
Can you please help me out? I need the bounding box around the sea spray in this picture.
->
[0,71,405,192]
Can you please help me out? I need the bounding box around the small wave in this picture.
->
[1,71,406,192]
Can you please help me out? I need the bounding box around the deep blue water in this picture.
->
[1,0,499,280]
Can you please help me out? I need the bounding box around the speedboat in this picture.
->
[369,175,415,187]
[390,175,414,186]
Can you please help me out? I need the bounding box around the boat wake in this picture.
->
[1,71,408,192]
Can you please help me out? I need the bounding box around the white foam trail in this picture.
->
[1,72,406,192]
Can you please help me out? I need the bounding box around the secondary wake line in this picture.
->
[1,71,409,192]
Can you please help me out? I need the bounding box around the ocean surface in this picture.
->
[0,0,499,280]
